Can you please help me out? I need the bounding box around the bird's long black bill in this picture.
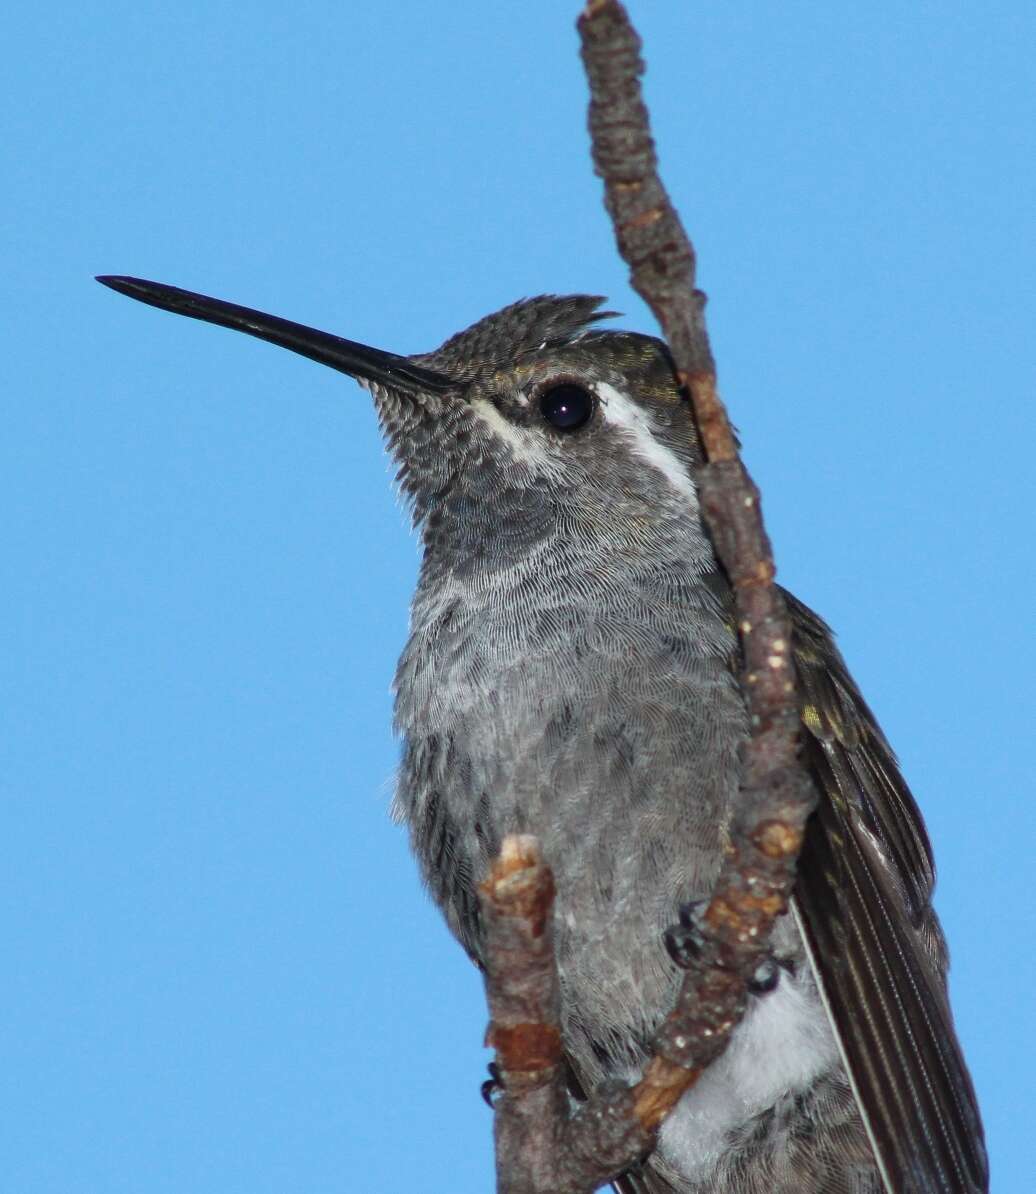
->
[96,276,455,395]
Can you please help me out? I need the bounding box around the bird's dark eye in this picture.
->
[538,383,595,432]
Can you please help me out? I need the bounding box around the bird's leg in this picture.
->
[746,957,780,994]
[663,899,708,969]
[665,900,787,996]
[481,1061,504,1108]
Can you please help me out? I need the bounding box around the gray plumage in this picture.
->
[97,277,989,1194]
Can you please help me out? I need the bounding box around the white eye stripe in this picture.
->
[467,384,699,505]
[596,382,699,509]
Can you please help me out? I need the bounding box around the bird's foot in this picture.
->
[664,899,708,969]
[481,1061,503,1109]
[666,901,790,998]
[747,957,781,994]
[748,954,796,995]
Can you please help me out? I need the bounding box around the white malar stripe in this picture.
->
[595,382,699,510]
[470,397,567,480]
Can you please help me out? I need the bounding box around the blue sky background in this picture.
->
[4,2,1033,1190]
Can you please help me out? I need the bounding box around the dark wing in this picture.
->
[786,589,988,1193]
[610,1168,678,1194]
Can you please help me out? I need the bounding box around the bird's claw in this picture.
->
[664,899,708,969]
[747,957,781,994]
[666,902,787,997]
[481,1061,504,1108]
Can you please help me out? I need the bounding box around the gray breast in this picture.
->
[392,510,746,1077]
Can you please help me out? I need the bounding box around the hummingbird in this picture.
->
[97,275,988,1194]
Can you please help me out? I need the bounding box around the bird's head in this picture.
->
[97,279,707,569]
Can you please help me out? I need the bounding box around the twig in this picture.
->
[482,3,818,1189]
[481,837,652,1194]
[578,0,815,1127]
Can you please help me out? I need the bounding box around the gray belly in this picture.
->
[393,563,749,1063]
[391,562,867,1190]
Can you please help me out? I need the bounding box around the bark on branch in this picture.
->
[481,3,818,1190]
[481,837,653,1194]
